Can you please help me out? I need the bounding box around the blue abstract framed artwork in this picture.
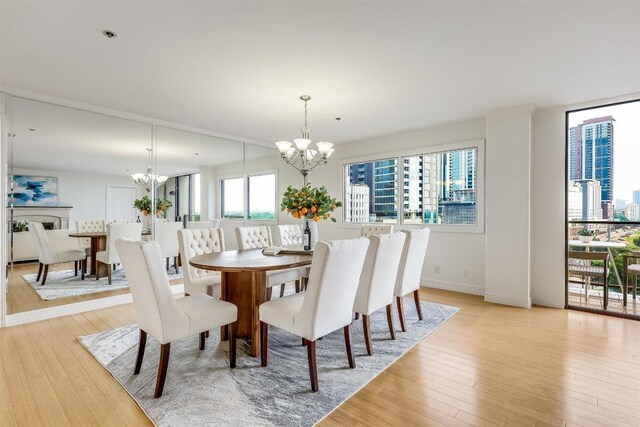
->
[12,175,58,207]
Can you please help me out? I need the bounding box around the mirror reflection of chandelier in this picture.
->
[131,148,168,192]
[274,95,334,185]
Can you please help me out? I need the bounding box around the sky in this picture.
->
[568,100,640,204]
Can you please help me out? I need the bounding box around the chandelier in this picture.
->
[274,95,334,185]
[131,148,168,192]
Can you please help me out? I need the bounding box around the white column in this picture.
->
[485,105,534,308]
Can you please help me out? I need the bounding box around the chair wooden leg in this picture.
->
[229,322,237,368]
[83,257,88,274]
[134,329,147,375]
[343,325,355,368]
[362,314,372,356]
[199,332,206,350]
[396,296,406,332]
[36,263,43,282]
[260,321,268,367]
[295,280,300,293]
[386,304,396,340]
[166,258,170,272]
[279,284,285,298]
[205,330,209,338]
[96,261,101,281]
[41,265,49,286]
[307,340,319,392]
[81,259,85,281]
[74,261,78,276]
[154,343,171,398]
[107,267,112,285]
[413,289,423,320]
[174,256,179,273]
[354,312,360,320]
[266,287,273,300]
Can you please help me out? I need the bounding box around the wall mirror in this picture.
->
[5,95,153,315]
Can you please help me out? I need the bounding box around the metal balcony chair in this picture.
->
[568,251,610,309]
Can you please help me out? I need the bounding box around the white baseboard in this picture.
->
[484,292,532,308]
[422,278,485,296]
[5,284,184,327]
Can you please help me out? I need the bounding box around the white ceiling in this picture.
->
[2,0,640,147]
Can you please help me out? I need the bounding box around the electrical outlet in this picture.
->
[463,269,470,278]
[434,265,440,274]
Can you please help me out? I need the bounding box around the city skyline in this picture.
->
[568,101,639,203]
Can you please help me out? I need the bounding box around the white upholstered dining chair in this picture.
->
[361,224,394,237]
[76,219,105,255]
[353,232,406,355]
[154,221,183,272]
[271,224,310,293]
[394,228,431,331]
[187,220,220,229]
[29,222,87,285]
[259,237,370,392]
[95,223,143,284]
[235,226,300,299]
[177,228,225,297]
[115,239,238,398]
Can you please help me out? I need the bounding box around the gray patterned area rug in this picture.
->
[22,268,183,300]
[79,300,458,426]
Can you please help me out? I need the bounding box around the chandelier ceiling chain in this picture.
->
[274,95,334,186]
[131,148,168,192]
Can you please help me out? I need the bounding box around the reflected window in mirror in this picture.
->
[221,177,244,219]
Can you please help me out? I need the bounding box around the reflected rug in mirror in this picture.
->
[79,300,458,426]
[22,268,183,300]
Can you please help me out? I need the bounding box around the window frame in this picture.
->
[341,138,485,234]
[246,169,278,223]
[219,173,246,221]
[218,169,279,223]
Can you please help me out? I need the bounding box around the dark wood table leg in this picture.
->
[220,272,229,341]
[221,270,267,357]
[90,236,99,275]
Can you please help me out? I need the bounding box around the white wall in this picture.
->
[12,167,143,230]
[485,106,534,308]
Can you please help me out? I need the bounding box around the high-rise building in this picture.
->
[344,182,370,223]
[347,159,398,221]
[439,149,477,224]
[569,116,614,216]
[569,179,603,221]
[633,189,640,206]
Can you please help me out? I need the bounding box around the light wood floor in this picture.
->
[1,289,639,426]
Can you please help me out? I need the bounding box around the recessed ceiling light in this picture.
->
[195,153,199,156]
[28,128,36,132]
[335,117,342,121]
[102,30,117,39]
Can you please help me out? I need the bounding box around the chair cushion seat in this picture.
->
[259,292,306,337]
[267,268,300,288]
[54,249,86,264]
[185,275,221,298]
[568,264,607,276]
[175,294,237,336]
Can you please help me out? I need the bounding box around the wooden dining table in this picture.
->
[68,230,151,278]
[189,249,313,357]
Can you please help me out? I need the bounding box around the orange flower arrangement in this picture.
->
[281,185,342,222]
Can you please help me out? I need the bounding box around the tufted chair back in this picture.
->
[77,219,106,248]
[235,226,272,250]
[29,222,56,264]
[361,224,394,237]
[394,228,431,297]
[187,220,220,229]
[177,228,225,282]
[154,222,183,258]
[271,224,303,246]
[104,223,143,264]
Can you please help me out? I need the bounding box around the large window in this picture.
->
[343,146,478,226]
[248,173,276,220]
[221,177,245,219]
[221,172,277,220]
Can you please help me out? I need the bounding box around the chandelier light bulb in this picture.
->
[293,138,312,151]
[275,140,293,154]
[316,142,334,155]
